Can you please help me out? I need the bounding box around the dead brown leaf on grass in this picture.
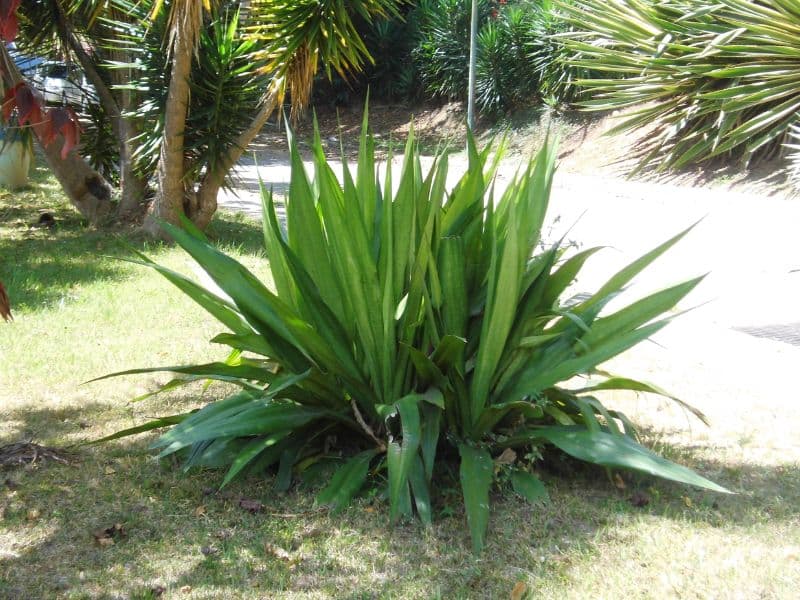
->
[93,522,126,547]
[510,581,528,600]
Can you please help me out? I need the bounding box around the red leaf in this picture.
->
[60,119,80,159]
[14,84,42,126]
[40,107,82,152]
[0,0,20,43]
[0,0,21,19]
[41,107,82,159]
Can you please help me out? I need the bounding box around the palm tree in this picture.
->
[10,0,148,222]
[5,0,400,234]
[143,0,400,235]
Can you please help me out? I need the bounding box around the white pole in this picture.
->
[467,0,478,130]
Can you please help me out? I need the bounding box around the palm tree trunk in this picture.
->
[193,90,281,230]
[52,0,147,220]
[143,28,195,236]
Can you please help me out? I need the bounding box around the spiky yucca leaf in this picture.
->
[561,0,800,171]
[101,109,727,553]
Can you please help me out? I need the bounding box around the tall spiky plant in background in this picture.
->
[560,0,800,172]
[98,111,727,553]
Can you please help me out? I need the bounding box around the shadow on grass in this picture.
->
[0,188,264,314]
[1,412,798,599]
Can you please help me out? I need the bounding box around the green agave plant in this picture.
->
[97,111,727,553]
[560,0,800,171]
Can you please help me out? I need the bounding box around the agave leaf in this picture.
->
[420,401,442,481]
[316,450,378,512]
[510,470,549,505]
[541,247,604,310]
[506,320,668,401]
[87,362,274,386]
[387,394,423,523]
[155,378,326,455]
[409,453,433,526]
[431,335,467,373]
[459,443,494,555]
[576,376,709,425]
[583,223,699,314]
[88,413,192,445]
[532,426,730,493]
[472,400,545,438]
[472,203,522,422]
[220,431,290,488]
[437,236,468,338]
[162,222,311,371]
[581,276,704,348]
[210,332,275,357]
[407,346,446,388]
[284,123,341,316]
[118,253,251,336]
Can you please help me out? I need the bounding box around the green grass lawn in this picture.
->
[1,162,798,599]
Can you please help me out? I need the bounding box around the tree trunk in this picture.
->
[111,47,148,219]
[116,120,147,219]
[0,44,114,225]
[38,137,114,224]
[55,0,149,220]
[143,28,195,237]
[193,87,282,229]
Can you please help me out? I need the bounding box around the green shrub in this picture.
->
[100,113,727,553]
[414,0,488,102]
[561,0,800,171]
[414,0,587,115]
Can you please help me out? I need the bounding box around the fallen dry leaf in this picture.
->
[613,473,626,490]
[510,580,528,600]
[93,523,126,547]
[683,495,693,508]
[194,505,206,517]
[495,448,517,466]
[103,466,116,476]
[26,508,40,521]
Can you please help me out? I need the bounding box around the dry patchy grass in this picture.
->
[1,163,799,599]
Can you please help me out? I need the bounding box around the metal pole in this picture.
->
[467,0,478,130]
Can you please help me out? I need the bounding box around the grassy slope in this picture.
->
[1,161,798,599]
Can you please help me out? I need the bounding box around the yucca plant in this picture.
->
[98,111,727,553]
[560,0,800,171]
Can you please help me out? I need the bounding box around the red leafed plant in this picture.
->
[0,2,81,157]
[0,0,20,43]
[1,83,81,158]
